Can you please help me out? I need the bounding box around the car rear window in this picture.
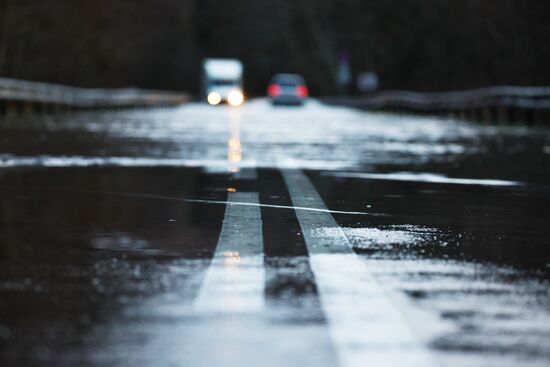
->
[272,75,305,86]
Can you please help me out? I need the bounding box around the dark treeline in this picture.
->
[1,0,549,95]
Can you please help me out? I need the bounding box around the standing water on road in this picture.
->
[1,100,550,366]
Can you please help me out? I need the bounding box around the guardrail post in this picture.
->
[485,107,492,123]
[526,109,534,126]
[533,110,539,125]
[493,107,499,123]
[507,107,515,124]
[537,109,549,126]
[497,106,508,124]
[30,102,42,115]
[473,108,482,123]
[23,102,34,115]
[2,101,16,118]
[517,108,527,124]
[467,109,472,121]
[14,101,22,115]
[53,103,62,114]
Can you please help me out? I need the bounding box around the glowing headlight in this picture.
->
[207,92,222,105]
[227,90,244,106]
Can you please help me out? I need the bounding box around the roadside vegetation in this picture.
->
[1,0,548,95]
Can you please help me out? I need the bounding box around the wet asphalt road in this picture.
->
[1,100,550,366]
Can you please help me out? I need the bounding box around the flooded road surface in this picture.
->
[1,100,550,366]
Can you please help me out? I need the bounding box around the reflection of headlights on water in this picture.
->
[207,92,222,105]
[227,90,244,106]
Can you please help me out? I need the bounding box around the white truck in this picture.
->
[201,58,244,106]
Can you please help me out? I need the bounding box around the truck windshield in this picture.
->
[211,80,237,87]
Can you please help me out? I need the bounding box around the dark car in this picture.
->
[267,74,309,105]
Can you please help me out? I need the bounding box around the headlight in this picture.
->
[207,92,222,105]
[227,90,244,106]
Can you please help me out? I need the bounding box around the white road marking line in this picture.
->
[179,193,338,367]
[185,198,376,216]
[193,192,265,313]
[282,169,439,367]
[57,188,377,216]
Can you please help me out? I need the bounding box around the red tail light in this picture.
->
[268,84,282,97]
[296,85,309,98]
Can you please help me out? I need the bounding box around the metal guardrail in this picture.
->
[0,77,190,113]
[322,86,550,125]
[323,86,550,111]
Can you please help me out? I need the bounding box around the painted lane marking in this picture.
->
[126,191,336,367]
[50,188,378,216]
[180,191,338,366]
[281,169,439,367]
[184,198,376,216]
[193,192,264,313]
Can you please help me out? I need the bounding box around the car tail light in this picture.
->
[296,85,309,98]
[268,84,282,97]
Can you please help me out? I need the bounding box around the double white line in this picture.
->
[194,169,437,367]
